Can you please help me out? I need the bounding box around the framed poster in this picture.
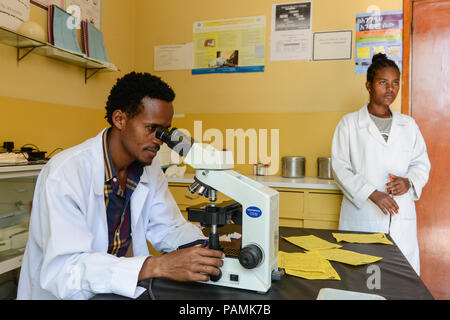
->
[313,30,352,61]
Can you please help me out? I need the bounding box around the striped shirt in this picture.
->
[102,128,143,257]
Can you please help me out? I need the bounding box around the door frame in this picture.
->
[401,0,449,114]
[401,0,412,115]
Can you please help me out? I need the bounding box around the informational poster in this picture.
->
[31,0,64,9]
[355,10,403,74]
[0,0,30,31]
[192,16,265,75]
[270,1,312,61]
[65,0,101,30]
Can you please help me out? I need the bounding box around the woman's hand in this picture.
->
[386,174,410,196]
[369,190,399,216]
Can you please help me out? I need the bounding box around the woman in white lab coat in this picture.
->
[331,53,430,275]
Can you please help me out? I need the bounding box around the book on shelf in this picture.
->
[46,5,116,70]
[81,19,110,63]
[48,5,83,55]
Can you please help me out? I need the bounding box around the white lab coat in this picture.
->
[331,105,430,275]
[17,129,205,300]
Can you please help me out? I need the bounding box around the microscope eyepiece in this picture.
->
[155,127,171,143]
[155,127,195,157]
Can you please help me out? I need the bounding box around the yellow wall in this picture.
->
[134,0,402,114]
[134,0,403,176]
[0,96,105,154]
[172,112,346,176]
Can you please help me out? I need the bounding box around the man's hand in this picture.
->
[138,247,224,282]
[386,174,410,196]
[369,190,399,216]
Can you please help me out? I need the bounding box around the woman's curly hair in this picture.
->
[105,72,175,125]
[366,53,400,83]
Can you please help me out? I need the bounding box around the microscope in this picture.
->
[156,127,280,293]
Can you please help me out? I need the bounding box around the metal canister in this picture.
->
[282,156,305,178]
[317,157,333,179]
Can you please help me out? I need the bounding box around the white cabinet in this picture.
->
[0,165,43,276]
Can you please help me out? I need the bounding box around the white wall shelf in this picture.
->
[0,26,118,83]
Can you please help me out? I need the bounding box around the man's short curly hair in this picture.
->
[105,72,175,125]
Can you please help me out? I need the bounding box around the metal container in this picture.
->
[317,157,333,179]
[282,156,305,178]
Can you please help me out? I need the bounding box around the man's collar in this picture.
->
[102,127,145,186]
[102,128,116,182]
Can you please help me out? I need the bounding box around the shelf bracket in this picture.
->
[84,67,104,84]
[16,45,45,63]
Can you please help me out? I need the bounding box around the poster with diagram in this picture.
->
[270,1,312,61]
[192,16,266,75]
[355,10,403,74]
[65,0,101,30]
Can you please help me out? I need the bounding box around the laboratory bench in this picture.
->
[0,165,433,301]
[93,227,434,301]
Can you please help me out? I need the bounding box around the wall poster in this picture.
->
[270,1,312,61]
[192,16,266,75]
[355,10,403,74]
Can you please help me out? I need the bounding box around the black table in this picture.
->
[93,227,433,300]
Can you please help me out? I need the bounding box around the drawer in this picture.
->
[305,192,342,221]
[280,218,304,228]
[279,191,304,220]
[304,219,339,230]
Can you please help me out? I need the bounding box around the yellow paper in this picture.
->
[282,235,342,251]
[278,251,326,273]
[332,233,393,245]
[285,252,341,280]
[280,251,341,280]
[312,248,382,266]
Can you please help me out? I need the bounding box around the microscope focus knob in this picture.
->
[239,245,263,269]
